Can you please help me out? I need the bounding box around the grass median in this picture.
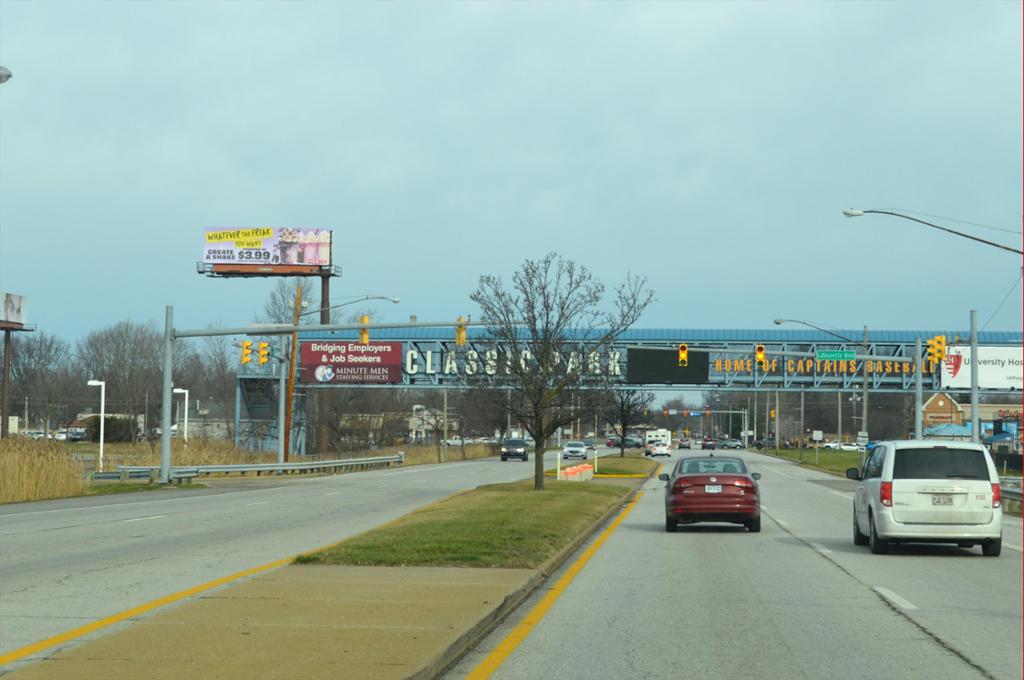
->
[295,480,630,569]
[760,447,863,477]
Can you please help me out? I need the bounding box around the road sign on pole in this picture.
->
[815,350,856,361]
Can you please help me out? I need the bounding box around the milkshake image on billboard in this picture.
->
[317,230,332,264]
[279,228,300,264]
[301,230,319,264]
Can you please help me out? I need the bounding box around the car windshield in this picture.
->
[505,439,526,447]
[892,448,990,480]
[566,441,585,447]
[678,458,747,475]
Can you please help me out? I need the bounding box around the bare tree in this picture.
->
[262,278,318,324]
[605,389,656,457]
[469,253,653,490]
[5,331,74,433]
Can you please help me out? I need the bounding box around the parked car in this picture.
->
[562,440,588,460]
[720,439,744,450]
[839,442,859,452]
[646,442,672,457]
[847,440,1002,556]
[500,438,529,462]
[660,456,762,532]
[606,436,621,447]
[821,441,841,450]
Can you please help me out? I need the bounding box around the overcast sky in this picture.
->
[1,1,1021,343]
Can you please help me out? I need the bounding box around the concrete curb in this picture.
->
[421,469,658,679]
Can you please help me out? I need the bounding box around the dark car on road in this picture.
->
[500,438,529,462]
[659,456,762,533]
[702,436,716,451]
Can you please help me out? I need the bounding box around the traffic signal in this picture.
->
[257,341,270,365]
[677,343,688,367]
[455,316,467,346]
[755,343,766,368]
[359,315,370,345]
[926,335,947,363]
[769,409,775,419]
[240,340,253,364]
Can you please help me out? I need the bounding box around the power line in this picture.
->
[982,269,1024,331]
[893,208,1023,235]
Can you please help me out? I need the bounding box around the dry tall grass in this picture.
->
[0,439,88,504]
[401,443,495,466]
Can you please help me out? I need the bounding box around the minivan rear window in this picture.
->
[891,448,990,480]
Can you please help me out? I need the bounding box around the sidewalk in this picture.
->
[5,477,647,680]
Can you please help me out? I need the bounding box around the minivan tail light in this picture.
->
[880,482,893,507]
[992,484,1001,508]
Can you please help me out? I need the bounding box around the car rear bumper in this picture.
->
[668,497,760,521]
[874,509,1002,541]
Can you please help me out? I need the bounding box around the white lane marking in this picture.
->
[874,586,918,610]
[757,465,796,479]
[760,505,768,511]
[810,542,833,555]
[122,514,166,523]
[324,491,343,497]
[245,501,270,506]
[1003,542,1022,552]
[775,518,790,528]
[376,485,388,489]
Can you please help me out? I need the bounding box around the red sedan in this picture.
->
[659,456,762,532]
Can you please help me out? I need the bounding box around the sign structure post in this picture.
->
[812,429,823,466]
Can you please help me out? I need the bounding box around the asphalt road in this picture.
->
[0,449,561,665]
[446,448,1023,680]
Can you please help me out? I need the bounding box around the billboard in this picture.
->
[203,228,332,266]
[626,349,710,384]
[299,341,403,385]
[940,346,1023,390]
[1,292,25,325]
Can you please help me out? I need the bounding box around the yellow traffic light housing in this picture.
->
[257,341,270,365]
[678,343,688,367]
[926,335,947,364]
[455,316,467,346]
[240,340,253,364]
[755,343,766,368]
[359,315,370,345]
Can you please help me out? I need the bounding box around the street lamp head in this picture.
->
[0,67,11,84]
[388,297,400,304]
[772,319,785,325]
[842,209,865,218]
[87,379,104,386]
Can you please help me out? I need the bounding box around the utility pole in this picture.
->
[915,337,923,439]
[970,309,980,442]
[284,286,302,461]
[837,389,842,445]
[774,391,780,450]
[862,325,869,439]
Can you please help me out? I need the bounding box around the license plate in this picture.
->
[704,485,722,493]
[932,495,953,506]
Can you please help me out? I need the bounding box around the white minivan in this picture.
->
[847,440,1002,556]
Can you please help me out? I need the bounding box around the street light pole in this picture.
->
[173,388,189,443]
[843,209,1023,255]
[87,380,105,471]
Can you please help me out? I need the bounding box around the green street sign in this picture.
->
[816,350,856,361]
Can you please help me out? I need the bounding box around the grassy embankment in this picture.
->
[0,439,498,504]
[759,447,863,477]
[296,479,630,568]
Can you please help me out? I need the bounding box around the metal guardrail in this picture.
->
[1001,487,1022,503]
[110,453,405,482]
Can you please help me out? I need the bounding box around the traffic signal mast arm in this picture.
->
[675,344,933,364]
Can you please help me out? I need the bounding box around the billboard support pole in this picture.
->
[160,305,174,484]
[284,286,302,461]
[1,329,10,438]
[318,274,331,455]
[970,310,980,443]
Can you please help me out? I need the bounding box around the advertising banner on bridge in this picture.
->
[299,341,403,384]
[940,346,1023,390]
[203,227,333,266]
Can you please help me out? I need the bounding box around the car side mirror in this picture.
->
[658,473,669,481]
[845,467,860,481]
[751,472,761,480]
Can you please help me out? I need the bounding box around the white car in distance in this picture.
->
[562,441,588,460]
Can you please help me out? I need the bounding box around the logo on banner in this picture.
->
[944,351,964,379]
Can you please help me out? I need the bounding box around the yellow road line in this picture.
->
[465,491,644,680]
[0,537,344,666]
